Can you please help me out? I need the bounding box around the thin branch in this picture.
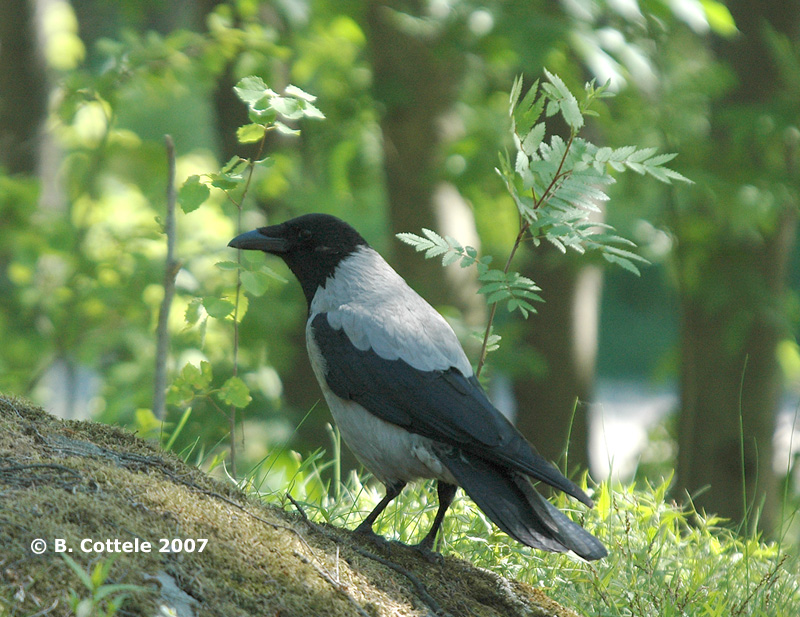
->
[475,221,529,378]
[475,132,575,378]
[153,135,179,420]
[228,129,269,477]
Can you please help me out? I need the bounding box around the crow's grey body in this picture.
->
[306,245,463,487]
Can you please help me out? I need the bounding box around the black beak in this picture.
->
[228,228,290,253]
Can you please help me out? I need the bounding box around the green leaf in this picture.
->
[167,361,213,406]
[270,96,303,120]
[215,260,240,271]
[544,69,583,130]
[209,157,249,191]
[603,252,642,275]
[422,227,447,247]
[299,101,325,119]
[209,175,240,191]
[185,297,203,325]
[274,121,300,136]
[218,376,252,407]
[178,175,210,214]
[237,123,266,144]
[509,74,524,114]
[643,152,678,166]
[441,251,461,267]
[477,281,508,294]
[485,289,511,304]
[627,147,658,163]
[248,105,277,125]
[172,361,213,395]
[241,270,271,296]
[61,554,94,591]
[202,297,234,319]
[485,333,501,352]
[479,269,507,282]
[396,232,426,247]
[513,79,543,136]
[234,76,275,106]
[521,122,545,156]
[284,84,317,102]
[221,156,250,175]
[602,245,649,264]
[700,0,738,37]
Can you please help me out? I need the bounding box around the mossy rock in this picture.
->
[0,395,583,617]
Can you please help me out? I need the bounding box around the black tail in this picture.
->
[436,446,607,561]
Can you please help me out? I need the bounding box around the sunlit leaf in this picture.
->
[177,175,209,214]
[241,270,271,296]
[234,76,275,106]
[218,376,252,408]
[202,297,234,319]
[236,123,266,144]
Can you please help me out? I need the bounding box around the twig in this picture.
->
[475,220,530,378]
[228,129,269,476]
[475,132,575,378]
[286,492,309,522]
[153,135,179,420]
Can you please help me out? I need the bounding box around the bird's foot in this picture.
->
[411,539,444,565]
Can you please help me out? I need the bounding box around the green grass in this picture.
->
[160,410,799,617]
[243,448,800,617]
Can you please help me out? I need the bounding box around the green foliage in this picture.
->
[166,361,214,408]
[62,554,145,617]
[3,0,373,468]
[1,0,795,554]
[400,70,690,370]
[502,71,688,272]
[181,77,325,211]
[404,71,689,285]
[177,175,210,214]
[397,229,543,318]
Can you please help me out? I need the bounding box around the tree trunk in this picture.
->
[363,0,484,328]
[0,0,48,175]
[675,0,799,534]
[513,249,602,475]
[676,209,795,533]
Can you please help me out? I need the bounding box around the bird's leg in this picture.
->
[415,481,457,553]
[354,481,405,542]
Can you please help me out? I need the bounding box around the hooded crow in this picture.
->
[229,213,607,560]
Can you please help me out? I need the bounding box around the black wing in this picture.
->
[311,313,593,506]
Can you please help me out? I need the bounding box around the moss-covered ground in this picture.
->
[0,395,581,617]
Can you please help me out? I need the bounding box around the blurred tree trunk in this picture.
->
[513,248,602,475]
[512,120,605,475]
[0,0,48,175]
[675,0,799,534]
[363,0,485,327]
[365,3,599,476]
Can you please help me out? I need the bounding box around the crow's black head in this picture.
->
[229,213,369,304]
